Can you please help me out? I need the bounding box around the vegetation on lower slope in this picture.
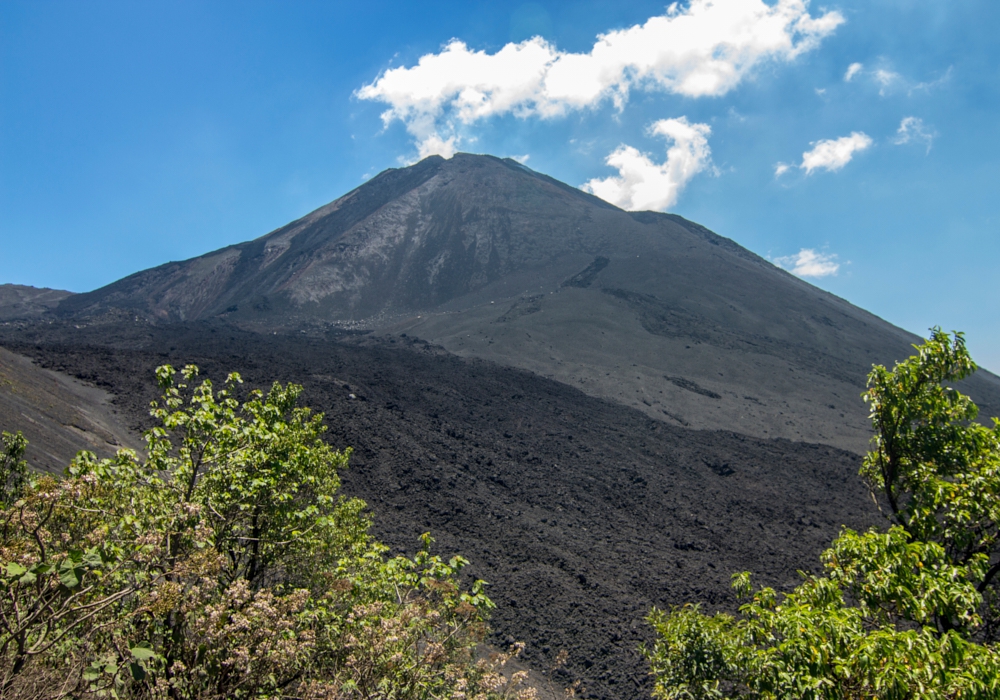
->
[0,365,534,699]
[646,330,1000,699]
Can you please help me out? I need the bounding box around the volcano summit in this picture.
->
[54,153,1000,452]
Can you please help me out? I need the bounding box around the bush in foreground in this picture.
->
[646,330,1000,699]
[1,365,535,699]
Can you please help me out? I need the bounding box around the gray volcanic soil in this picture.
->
[0,345,139,472]
[3,320,884,699]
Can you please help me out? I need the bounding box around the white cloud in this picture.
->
[842,62,951,97]
[772,248,839,277]
[509,154,531,164]
[774,163,792,177]
[873,68,903,96]
[581,118,712,211]
[415,132,459,160]
[358,0,844,158]
[892,116,935,152]
[799,132,872,174]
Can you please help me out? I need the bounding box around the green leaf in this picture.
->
[5,562,26,577]
[129,661,146,681]
[59,562,82,589]
[83,547,104,568]
[130,643,158,661]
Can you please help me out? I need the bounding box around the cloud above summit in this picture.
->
[358,0,844,159]
[582,118,712,211]
[772,248,840,277]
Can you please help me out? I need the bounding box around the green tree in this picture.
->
[644,330,1000,699]
[1,365,534,699]
[862,331,1000,639]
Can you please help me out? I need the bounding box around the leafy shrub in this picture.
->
[0,365,535,699]
[645,330,1000,699]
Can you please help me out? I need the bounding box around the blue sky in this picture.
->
[1,1,998,371]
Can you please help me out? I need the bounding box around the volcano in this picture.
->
[5,153,1000,699]
[54,153,1000,452]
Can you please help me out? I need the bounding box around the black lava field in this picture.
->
[3,321,883,700]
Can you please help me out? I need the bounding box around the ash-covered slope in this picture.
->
[0,346,139,472]
[56,154,624,324]
[52,154,779,327]
[0,283,74,321]
[53,154,1000,452]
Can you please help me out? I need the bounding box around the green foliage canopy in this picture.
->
[645,330,1000,699]
[0,365,533,699]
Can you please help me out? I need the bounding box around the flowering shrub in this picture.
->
[0,365,535,699]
